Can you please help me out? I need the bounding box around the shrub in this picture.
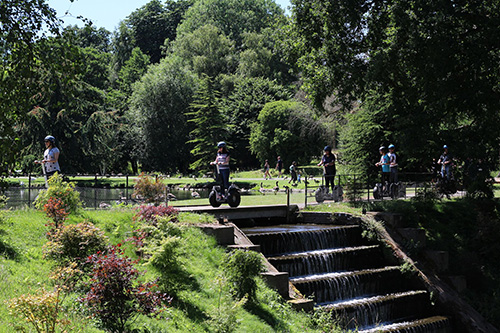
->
[43,222,109,267]
[132,173,166,205]
[81,246,170,332]
[133,204,179,225]
[222,249,264,304]
[43,197,70,228]
[34,173,82,215]
[8,288,70,333]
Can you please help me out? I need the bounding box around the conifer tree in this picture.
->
[186,75,228,171]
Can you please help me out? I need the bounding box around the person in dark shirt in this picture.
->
[318,146,336,193]
[437,145,453,180]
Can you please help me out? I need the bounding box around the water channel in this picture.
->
[1,187,210,209]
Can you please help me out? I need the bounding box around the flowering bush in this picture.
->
[35,173,82,217]
[80,246,171,332]
[133,204,179,224]
[132,173,166,205]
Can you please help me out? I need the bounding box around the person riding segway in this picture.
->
[315,146,343,203]
[209,142,241,207]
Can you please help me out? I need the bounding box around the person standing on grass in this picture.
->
[35,135,61,178]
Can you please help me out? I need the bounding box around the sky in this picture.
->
[47,0,292,32]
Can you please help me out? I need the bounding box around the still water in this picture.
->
[2,187,210,209]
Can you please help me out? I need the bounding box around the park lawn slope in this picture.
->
[0,207,336,332]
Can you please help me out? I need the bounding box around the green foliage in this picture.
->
[132,173,167,205]
[43,221,109,267]
[222,76,293,168]
[222,249,264,304]
[172,24,236,78]
[249,100,325,166]
[34,174,82,215]
[186,75,227,171]
[0,0,61,174]
[128,55,198,172]
[291,0,500,170]
[177,0,285,48]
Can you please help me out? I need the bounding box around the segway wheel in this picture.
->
[373,185,381,199]
[227,191,241,207]
[315,188,325,203]
[209,191,222,207]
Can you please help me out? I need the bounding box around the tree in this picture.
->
[186,75,227,171]
[177,0,285,49]
[128,56,198,172]
[221,76,293,168]
[124,0,193,64]
[0,0,61,173]
[290,0,500,171]
[170,24,236,78]
[249,100,325,167]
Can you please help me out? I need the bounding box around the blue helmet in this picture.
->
[379,146,386,151]
[324,145,332,152]
[388,144,395,149]
[217,141,226,148]
[443,145,448,149]
[44,135,55,143]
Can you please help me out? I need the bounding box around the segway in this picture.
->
[209,165,241,208]
[315,174,343,203]
[373,182,405,199]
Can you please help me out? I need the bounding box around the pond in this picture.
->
[1,187,210,209]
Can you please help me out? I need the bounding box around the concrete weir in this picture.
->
[193,205,497,332]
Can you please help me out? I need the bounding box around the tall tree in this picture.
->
[221,76,293,168]
[0,0,61,173]
[128,56,198,172]
[290,0,500,171]
[177,0,285,49]
[186,75,227,171]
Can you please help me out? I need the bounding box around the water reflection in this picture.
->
[2,187,210,209]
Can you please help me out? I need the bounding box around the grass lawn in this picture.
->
[0,206,341,332]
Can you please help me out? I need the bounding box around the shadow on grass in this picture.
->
[0,240,18,260]
[245,301,285,329]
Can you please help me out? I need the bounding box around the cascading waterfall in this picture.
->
[243,223,452,332]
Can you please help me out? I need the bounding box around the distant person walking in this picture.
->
[276,156,283,178]
[289,161,297,184]
[35,135,61,178]
[263,159,271,179]
[317,145,336,193]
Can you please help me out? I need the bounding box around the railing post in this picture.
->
[28,173,31,207]
[126,174,129,200]
[94,174,98,210]
[304,180,308,208]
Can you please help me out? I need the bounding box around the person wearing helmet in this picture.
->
[317,145,336,193]
[36,135,61,178]
[210,142,230,193]
[388,144,398,184]
[437,145,453,180]
[375,146,390,187]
